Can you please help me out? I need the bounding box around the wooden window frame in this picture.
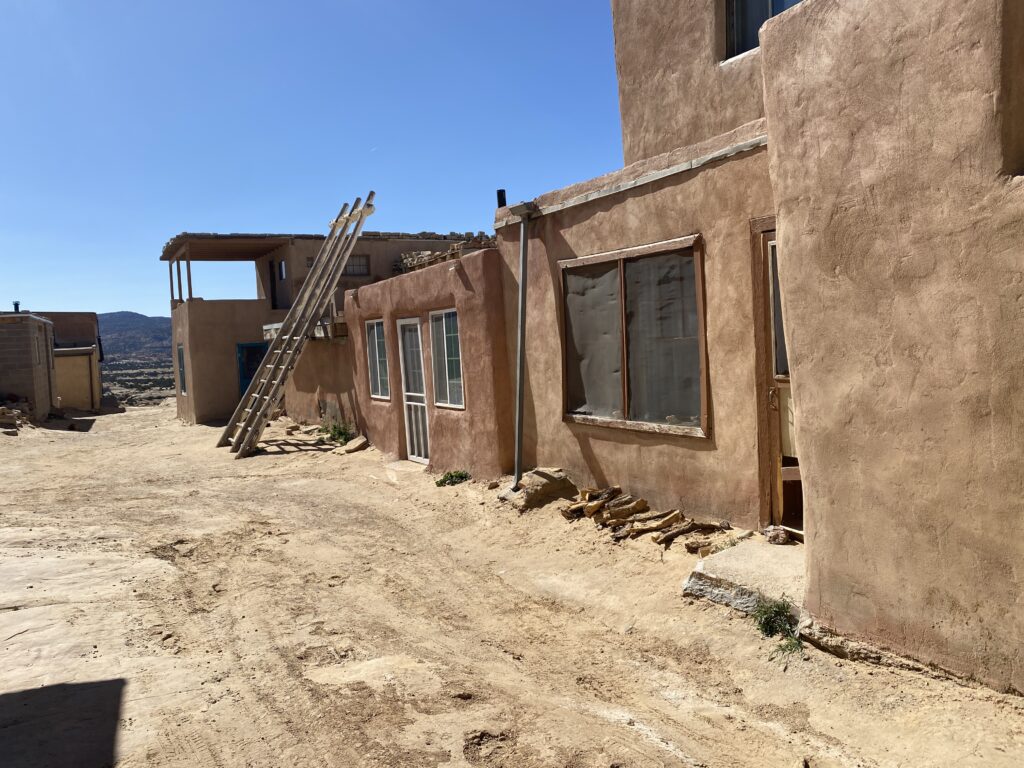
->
[365,319,390,401]
[557,234,710,440]
[429,308,466,410]
[344,254,371,277]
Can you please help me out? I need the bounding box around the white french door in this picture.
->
[397,319,429,463]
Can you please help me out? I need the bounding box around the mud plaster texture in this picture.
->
[172,299,287,425]
[344,249,513,480]
[496,144,774,529]
[612,0,766,163]
[283,338,360,428]
[762,0,1024,692]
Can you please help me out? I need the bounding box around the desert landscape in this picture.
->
[2,403,1022,767]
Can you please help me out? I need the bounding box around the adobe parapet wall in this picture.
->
[762,0,1024,692]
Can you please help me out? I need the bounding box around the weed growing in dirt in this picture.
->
[320,421,355,444]
[752,594,803,659]
[436,470,471,487]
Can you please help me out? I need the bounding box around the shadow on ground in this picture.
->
[0,679,125,768]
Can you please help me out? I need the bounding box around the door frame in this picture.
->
[750,215,780,528]
[396,317,429,464]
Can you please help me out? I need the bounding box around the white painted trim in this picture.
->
[365,319,390,401]
[428,308,466,410]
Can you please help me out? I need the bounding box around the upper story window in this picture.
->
[343,254,371,277]
[277,260,287,281]
[726,0,802,59]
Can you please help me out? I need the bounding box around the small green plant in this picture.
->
[752,594,803,660]
[320,421,355,444]
[436,470,471,487]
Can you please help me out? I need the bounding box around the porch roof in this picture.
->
[159,233,324,263]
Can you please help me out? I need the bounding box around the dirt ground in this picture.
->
[2,402,1022,767]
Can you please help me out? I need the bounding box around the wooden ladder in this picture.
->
[217,192,375,458]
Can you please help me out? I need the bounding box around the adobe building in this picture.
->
[161,231,467,425]
[488,0,1023,692]
[35,311,103,412]
[0,312,56,421]
[342,247,513,477]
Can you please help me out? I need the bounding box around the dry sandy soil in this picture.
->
[1,402,1022,767]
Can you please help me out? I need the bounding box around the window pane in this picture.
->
[445,311,463,406]
[431,314,448,404]
[772,0,802,12]
[728,0,771,57]
[177,344,187,393]
[564,262,623,419]
[367,323,380,396]
[770,242,790,377]
[624,251,701,426]
[376,323,390,398]
[400,324,425,395]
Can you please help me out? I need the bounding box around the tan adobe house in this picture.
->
[484,0,1023,693]
[35,311,103,412]
[0,312,56,421]
[161,231,467,425]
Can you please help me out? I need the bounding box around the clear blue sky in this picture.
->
[0,0,622,317]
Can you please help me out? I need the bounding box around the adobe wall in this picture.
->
[54,349,101,412]
[35,312,100,347]
[0,315,55,421]
[612,0,765,163]
[761,0,1024,692]
[173,299,283,424]
[344,249,513,479]
[495,142,774,527]
[283,339,359,427]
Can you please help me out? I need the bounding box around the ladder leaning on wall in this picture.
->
[217,192,375,458]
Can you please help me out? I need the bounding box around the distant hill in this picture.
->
[98,311,171,360]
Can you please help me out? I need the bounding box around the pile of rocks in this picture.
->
[562,485,735,550]
[0,402,30,436]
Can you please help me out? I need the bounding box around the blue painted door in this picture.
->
[236,342,269,397]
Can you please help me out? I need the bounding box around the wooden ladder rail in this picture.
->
[217,192,375,456]
[232,193,375,458]
[215,199,354,450]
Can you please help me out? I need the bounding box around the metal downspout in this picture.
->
[509,201,538,489]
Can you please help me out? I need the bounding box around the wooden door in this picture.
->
[751,220,803,531]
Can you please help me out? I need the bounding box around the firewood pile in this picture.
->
[561,486,734,550]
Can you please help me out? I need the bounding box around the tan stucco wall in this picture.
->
[35,312,99,348]
[54,349,101,411]
[612,0,765,163]
[172,299,284,424]
[496,145,774,527]
[762,0,1024,692]
[283,339,358,427]
[344,249,513,479]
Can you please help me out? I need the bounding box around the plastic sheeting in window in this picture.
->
[624,251,701,426]
[564,262,623,418]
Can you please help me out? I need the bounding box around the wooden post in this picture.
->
[185,245,193,300]
[176,259,183,302]
[167,261,175,303]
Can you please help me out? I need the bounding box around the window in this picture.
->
[344,254,370,276]
[430,310,464,407]
[561,237,707,436]
[769,240,789,378]
[366,320,390,399]
[278,260,287,281]
[177,344,187,394]
[726,0,802,59]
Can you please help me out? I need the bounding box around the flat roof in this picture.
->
[160,231,482,262]
[0,312,53,325]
